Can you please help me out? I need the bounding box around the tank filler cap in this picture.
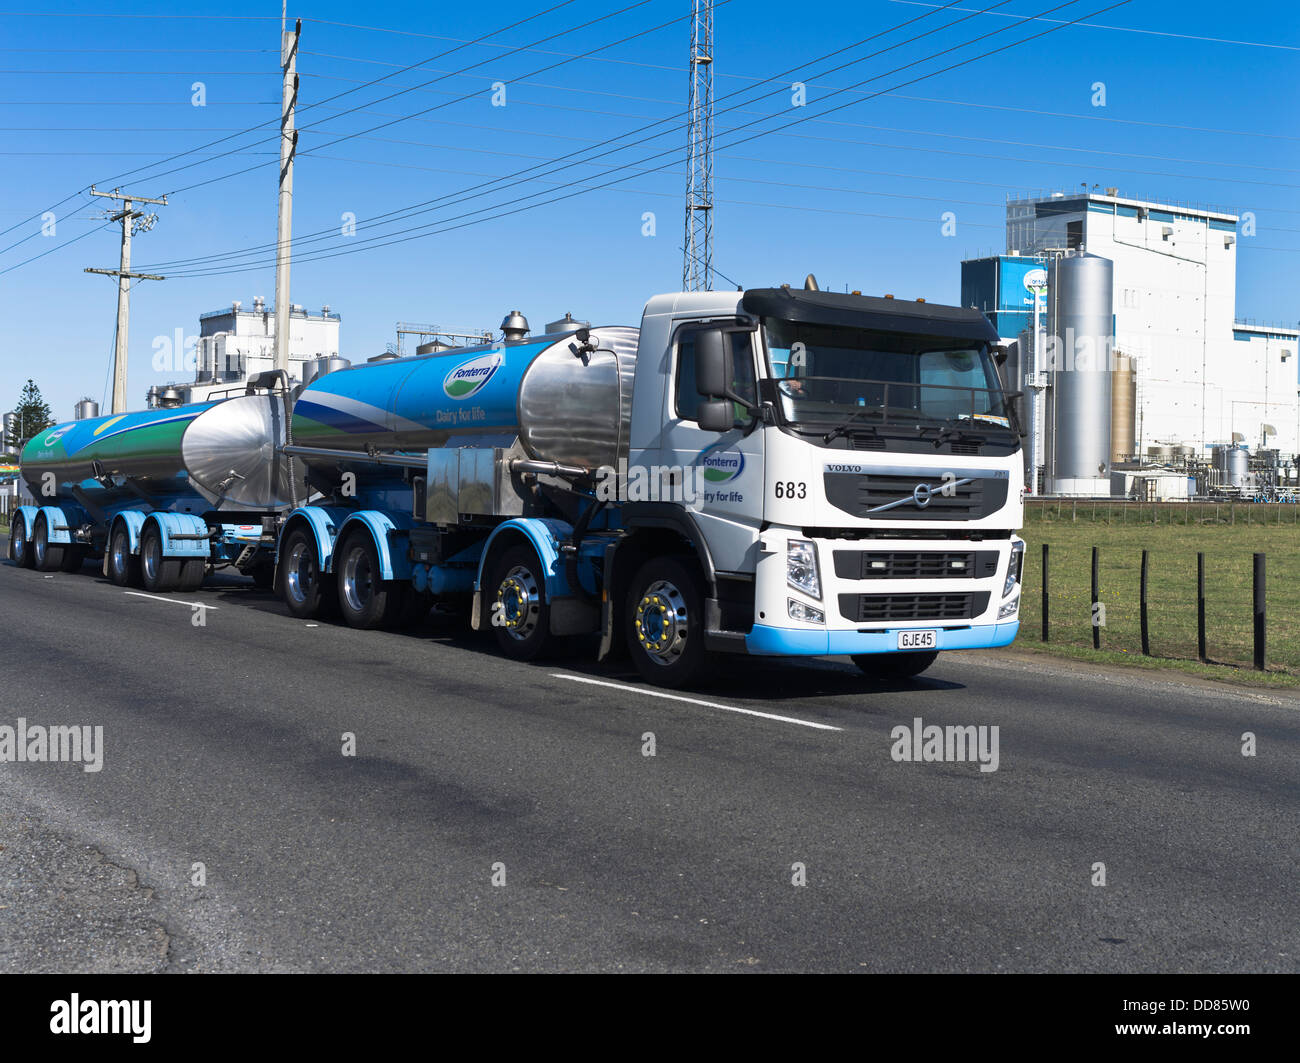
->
[500,310,530,342]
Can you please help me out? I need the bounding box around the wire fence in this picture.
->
[1020,505,1297,672]
[1027,498,1300,527]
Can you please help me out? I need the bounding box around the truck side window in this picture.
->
[674,329,757,427]
[675,332,703,423]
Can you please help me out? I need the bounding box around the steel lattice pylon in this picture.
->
[683,0,714,292]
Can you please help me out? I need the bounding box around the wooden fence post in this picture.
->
[1091,546,1101,650]
[1254,553,1266,671]
[1197,552,1207,663]
[1041,544,1049,642]
[1140,550,1150,656]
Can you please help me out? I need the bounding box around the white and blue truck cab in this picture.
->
[273,283,1025,688]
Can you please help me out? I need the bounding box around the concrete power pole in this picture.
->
[274,16,301,375]
[85,186,167,414]
[682,0,714,292]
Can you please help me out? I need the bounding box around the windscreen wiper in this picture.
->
[924,418,990,449]
[822,409,882,444]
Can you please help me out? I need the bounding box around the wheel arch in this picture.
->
[278,506,341,574]
[107,509,149,555]
[334,510,413,582]
[471,518,570,631]
[618,503,716,594]
[140,511,210,559]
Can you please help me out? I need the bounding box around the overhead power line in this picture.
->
[156,0,1140,279]
[158,0,722,198]
[140,0,987,270]
[883,1,1300,50]
[0,0,588,249]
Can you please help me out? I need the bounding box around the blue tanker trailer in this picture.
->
[10,378,303,592]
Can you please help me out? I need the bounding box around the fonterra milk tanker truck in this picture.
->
[274,285,1027,687]
[10,377,302,591]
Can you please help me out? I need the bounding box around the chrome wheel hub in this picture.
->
[496,565,540,641]
[342,547,373,613]
[285,541,314,605]
[634,579,689,666]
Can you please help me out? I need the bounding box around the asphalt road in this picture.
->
[1,558,1296,972]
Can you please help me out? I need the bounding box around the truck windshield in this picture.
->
[764,319,1009,431]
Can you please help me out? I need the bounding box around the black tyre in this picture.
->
[107,524,142,587]
[280,527,338,620]
[396,586,430,628]
[59,545,86,573]
[139,524,182,593]
[625,555,708,688]
[852,649,939,679]
[177,557,206,592]
[335,531,402,629]
[489,544,552,660]
[31,513,66,573]
[249,564,275,590]
[9,512,34,569]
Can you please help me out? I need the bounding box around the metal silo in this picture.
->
[1212,444,1249,489]
[1047,251,1113,494]
[1110,352,1135,464]
[2,412,17,455]
[74,397,100,421]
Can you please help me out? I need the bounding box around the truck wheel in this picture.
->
[140,525,182,593]
[489,544,552,660]
[107,524,142,587]
[852,650,939,679]
[625,556,707,688]
[177,558,206,592]
[32,514,67,572]
[9,512,34,569]
[280,527,338,620]
[336,531,401,629]
[59,545,86,573]
[396,587,429,628]
[249,564,275,590]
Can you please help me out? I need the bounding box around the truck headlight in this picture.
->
[788,598,825,624]
[1003,541,1025,598]
[787,538,821,599]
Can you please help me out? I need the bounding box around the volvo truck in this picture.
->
[272,285,1025,687]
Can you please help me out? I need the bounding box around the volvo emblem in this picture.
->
[912,483,932,507]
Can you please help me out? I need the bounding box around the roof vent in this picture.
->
[803,273,820,291]
[500,310,530,342]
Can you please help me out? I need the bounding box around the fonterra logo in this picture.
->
[41,426,71,447]
[700,448,745,484]
[443,352,503,399]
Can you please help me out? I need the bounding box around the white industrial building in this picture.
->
[1002,189,1298,455]
[151,297,342,405]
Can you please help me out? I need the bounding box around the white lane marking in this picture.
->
[124,591,218,610]
[550,673,842,732]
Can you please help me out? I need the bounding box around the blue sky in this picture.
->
[2,0,1297,420]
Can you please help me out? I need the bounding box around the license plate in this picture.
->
[897,629,937,650]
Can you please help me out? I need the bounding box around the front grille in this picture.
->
[832,549,1000,580]
[837,591,990,623]
[823,471,1009,520]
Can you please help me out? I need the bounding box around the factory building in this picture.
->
[148,297,342,406]
[963,189,1299,497]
